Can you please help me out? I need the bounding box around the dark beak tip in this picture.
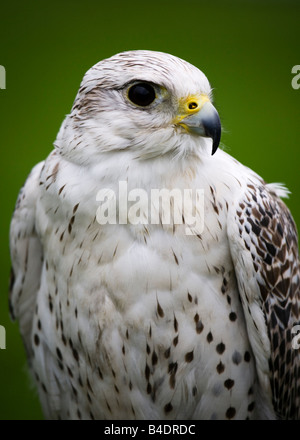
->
[208,115,221,156]
[211,141,219,156]
[211,129,221,155]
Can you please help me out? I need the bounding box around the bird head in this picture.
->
[56,51,221,162]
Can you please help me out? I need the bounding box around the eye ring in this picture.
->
[128,82,156,107]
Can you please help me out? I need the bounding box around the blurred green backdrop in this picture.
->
[0,0,299,420]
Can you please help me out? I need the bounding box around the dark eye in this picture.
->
[128,82,156,107]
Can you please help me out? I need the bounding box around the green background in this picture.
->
[0,0,299,420]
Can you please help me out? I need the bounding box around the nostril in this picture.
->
[188,102,198,110]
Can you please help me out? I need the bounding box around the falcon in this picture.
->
[9,50,300,420]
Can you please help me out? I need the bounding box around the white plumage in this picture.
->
[10,50,300,419]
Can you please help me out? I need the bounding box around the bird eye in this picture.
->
[128,82,156,107]
[189,102,198,110]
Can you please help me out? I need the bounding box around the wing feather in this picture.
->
[9,162,44,358]
[228,180,300,419]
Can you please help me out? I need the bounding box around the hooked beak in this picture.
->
[176,96,221,155]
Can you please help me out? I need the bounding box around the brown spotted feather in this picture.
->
[229,182,300,419]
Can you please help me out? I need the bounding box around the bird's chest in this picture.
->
[35,162,256,419]
[37,196,255,419]
[42,181,232,331]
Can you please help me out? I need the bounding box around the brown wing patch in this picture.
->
[238,184,300,419]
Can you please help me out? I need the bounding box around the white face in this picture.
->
[56,50,220,162]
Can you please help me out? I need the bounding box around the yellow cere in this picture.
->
[174,94,210,124]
